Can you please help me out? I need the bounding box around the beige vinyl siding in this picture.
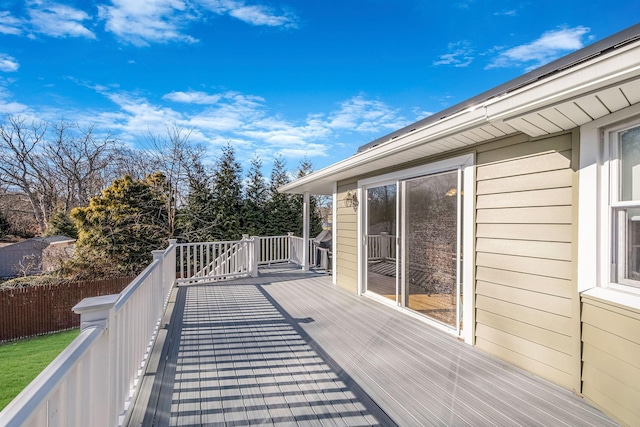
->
[581,295,640,427]
[335,180,358,293]
[474,133,579,390]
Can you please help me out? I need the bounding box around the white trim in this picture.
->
[357,185,364,295]
[358,154,474,188]
[357,153,475,343]
[332,181,337,285]
[462,153,475,345]
[578,105,640,302]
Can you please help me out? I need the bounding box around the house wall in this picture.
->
[334,131,582,391]
[335,179,359,293]
[474,132,580,391]
[580,293,640,426]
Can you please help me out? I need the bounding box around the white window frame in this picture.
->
[356,153,475,344]
[608,123,640,290]
[578,103,640,305]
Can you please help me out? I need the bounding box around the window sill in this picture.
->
[581,287,640,315]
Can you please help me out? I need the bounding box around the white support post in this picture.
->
[287,232,294,263]
[73,294,119,427]
[152,250,164,315]
[302,192,310,271]
[250,236,259,277]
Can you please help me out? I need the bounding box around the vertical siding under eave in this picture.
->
[474,134,578,390]
[581,296,640,427]
[335,180,359,294]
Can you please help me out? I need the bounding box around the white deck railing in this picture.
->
[0,240,177,427]
[0,233,331,427]
[368,233,396,262]
[177,238,255,283]
[256,235,290,264]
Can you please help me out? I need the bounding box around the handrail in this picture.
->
[177,239,252,283]
[0,235,332,426]
[0,327,105,427]
[0,239,178,427]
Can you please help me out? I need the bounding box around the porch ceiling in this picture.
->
[280,28,640,196]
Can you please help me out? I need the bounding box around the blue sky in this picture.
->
[0,1,638,173]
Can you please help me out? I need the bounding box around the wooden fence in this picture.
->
[0,277,133,342]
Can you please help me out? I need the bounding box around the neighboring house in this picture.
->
[0,236,75,277]
[282,23,640,427]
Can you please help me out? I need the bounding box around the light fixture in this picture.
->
[344,190,359,210]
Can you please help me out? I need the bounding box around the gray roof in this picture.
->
[357,22,640,153]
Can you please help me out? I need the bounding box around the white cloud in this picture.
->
[28,1,95,39]
[198,0,299,28]
[486,26,590,70]
[433,41,474,67]
[11,79,409,168]
[0,11,25,35]
[227,4,297,27]
[0,83,28,114]
[163,90,223,104]
[98,0,199,46]
[494,9,517,16]
[99,0,298,46]
[327,96,407,132]
[0,54,19,72]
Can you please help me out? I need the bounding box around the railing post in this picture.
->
[152,250,164,316]
[166,240,177,299]
[250,236,259,277]
[380,232,389,262]
[73,294,119,427]
[287,232,294,263]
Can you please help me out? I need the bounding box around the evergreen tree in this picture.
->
[266,155,295,235]
[177,159,216,243]
[211,143,243,241]
[242,155,268,236]
[44,211,78,239]
[294,158,324,237]
[69,173,170,278]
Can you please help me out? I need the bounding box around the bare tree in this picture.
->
[0,115,120,234]
[45,121,118,209]
[0,116,50,232]
[137,125,204,238]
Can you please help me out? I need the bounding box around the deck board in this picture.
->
[127,265,617,427]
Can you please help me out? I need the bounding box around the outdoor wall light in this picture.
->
[344,191,359,210]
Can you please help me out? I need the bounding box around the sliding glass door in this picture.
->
[365,183,397,302]
[401,170,461,329]
[362,168,464,332]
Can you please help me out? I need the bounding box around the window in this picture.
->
[610,124,640,289]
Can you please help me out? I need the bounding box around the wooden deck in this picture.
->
[127,264,617,426]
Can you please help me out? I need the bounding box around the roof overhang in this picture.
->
[280,25,640,195]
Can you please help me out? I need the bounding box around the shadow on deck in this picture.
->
[127,264,617,427]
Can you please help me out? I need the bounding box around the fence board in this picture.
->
[0,277,133,342]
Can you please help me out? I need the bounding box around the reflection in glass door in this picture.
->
[365,184,397,301]
[402,170,461,329]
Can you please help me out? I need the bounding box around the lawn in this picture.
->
[0,329,79,411]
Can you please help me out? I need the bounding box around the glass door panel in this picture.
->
[403,171,460,328]
[365,184,397,301]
